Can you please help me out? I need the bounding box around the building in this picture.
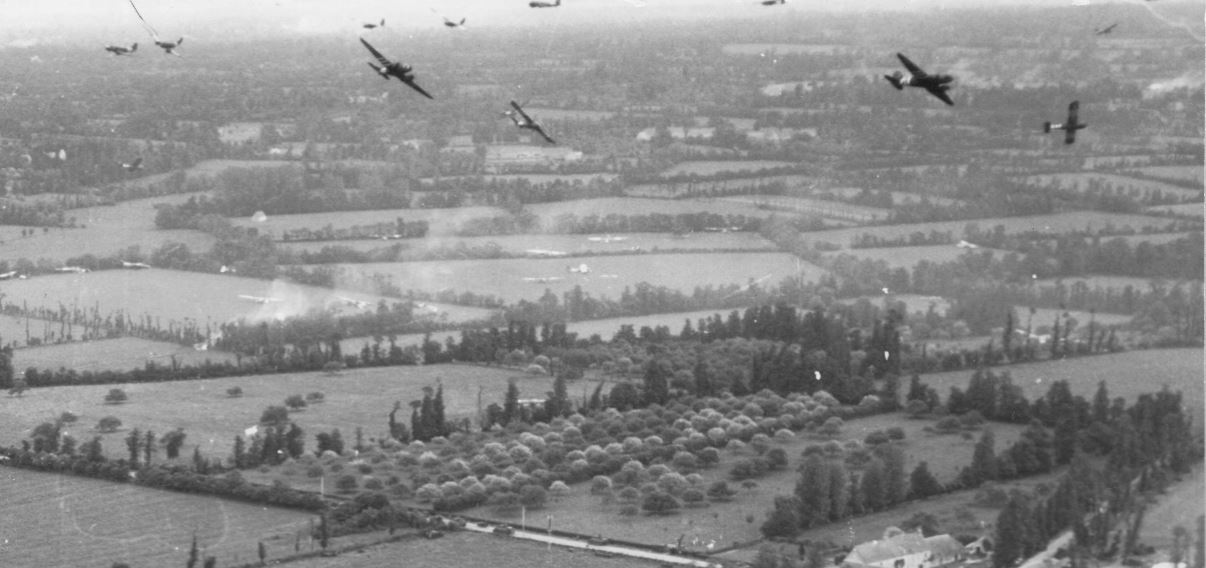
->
[843,529,968,568]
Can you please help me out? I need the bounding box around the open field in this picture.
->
[797,211,1188,250]
[1020,173,1202,201]
[660,161,796,177]
[918,348,1205,424]
[322,252,821,304]
[0,269,490,329]
[523,198,787,224]
[0,224,213,267]
[284,530,639,568]
[0,466,313,568]
[520,108,617,122]
[419,173,620,185]
[1138,464,1204,552]
[1034,275,1173,293]
[821,187,964,207]
[459,412,1024,552]
[718,195,890,223]
[11,336,240,373]
[1146,202,1204,217]
[0,364,598,459]
[228,206,506,238]
[825,245,1003,269]
[1106,230,1202,245]
[625,175,821,198]
[1129,165,1205,185]
[836,294,951,317]
[276,231,777,256]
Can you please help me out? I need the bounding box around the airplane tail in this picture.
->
[1043,121,1052,133]
[131,43,138,52]
[884,72,904,90]
[176,37,184,46]
[459,18,466,25]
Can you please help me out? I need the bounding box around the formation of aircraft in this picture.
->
[360,38,434,100]
[1043,100,1088,145]
[128,1,183,56]
[121,158,143,172]
[104,43,137,56]
[883,52,955,106]
[504,101,556,144]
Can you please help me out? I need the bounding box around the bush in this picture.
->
[305,392,325,403]
[96,416,122,433]
[104,388,128,404]
[285,394,308,411]
[864,430,890,446]
[226,386,243,398]
[306,465,325,478]
[335,474,358,493]
[935,416,961,433]
[887,427,906,441]
[260,405,290,425]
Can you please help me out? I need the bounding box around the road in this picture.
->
[1017,531,1074,568]
[462,521,722,567]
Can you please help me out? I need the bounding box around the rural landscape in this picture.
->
[0,1,1202,568]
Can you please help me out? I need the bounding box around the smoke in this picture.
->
[244,279,323,323]
[1144,70,1205,99]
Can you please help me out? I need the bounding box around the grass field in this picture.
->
[1130,165,1205,185]
[0,466,314,568]
[523,198,786,224]
[1034,275,1171,293]
[625,175,822,198]
[824,245,1002,269]
[1020,173,1202,201]
[276,231,777,256]
[660,161,796,177]
[228,206,506,238]
[718,195,890,222]
[821,187,964,207]
[284,530,638,568]
[1145,202,1204,217]
[1108,231,1202,246]
[0,269,493,330]
[0,364,598,460]
[918,348,1204,423]
[797,211,1185,250]
[11,336,239,373]
[322,252,820,304]
[1138,464,1204,552]
[459,412,1024,552]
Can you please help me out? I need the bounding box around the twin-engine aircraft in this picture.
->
[883,52,955,106]
[359,38,434,100]
[1043,101,1087,145]
[105,43,137,56]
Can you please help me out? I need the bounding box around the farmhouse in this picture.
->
[843,529,967,568]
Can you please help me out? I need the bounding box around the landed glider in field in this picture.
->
[884,52,955,106]
[359,38,434,100]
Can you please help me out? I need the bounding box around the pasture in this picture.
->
[0,364,598,460]
[322,252,822,304]
[11,337,239,373]
[796,211,1185,250]
[523,197,786,224]
[825,245,1001,269]
[718,195,890,223]
[1020,172,1202,201]
[285,531,634,568]
[626,174,821,198]
[821,187,963,207]
[1129,165,1204,185]
[228,206,506,238]
[0,466,313,568]
[660,161,796,177]
[460,412,1024,552]
[917,348,1204,424]
[276,231,777,257]
[0,269,492,329]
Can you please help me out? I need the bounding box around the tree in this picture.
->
[104,388,128,404]
[125,428,142,468]
[503,380,520,424]
[643,358,671,406]
[519,485,548,509]
[258,540,267,566]
[877,444,907,506]
[164,429,187,459]
[795,454,830,528]
[260,405,290,426]
[544,375,570,418]
[285,394,308,411]
[970,429,998,486]
[910,461,942,499]
[233,435,247,468]
[226,386,244,398]
[994,494,1030,568]
[143,430,155,465]
[187,533,199,568]
[7,374,27,397]
[641,491,681,515]
[861,458,887,512]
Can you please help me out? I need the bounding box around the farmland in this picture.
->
[321,252,821,304]
[0,466,313,568]
[825,245,1000,269]
[717,195,890,222]
[0,364,591,459]
[523,197,785,223]
[659,161,796,177]
[918,348,1205,423]
[11,336,239,373]
[228,206,506,238]
[277,231,777,257]
[1146,202,1204,217]
[1129,165,1204,185]
[1020,172,1203,201]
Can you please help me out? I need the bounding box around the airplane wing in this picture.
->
[896,52,927,77]
[926,86,955,106]
[532,125,556,144]
[403,79,435,100]
[130,158,142,169]
[1067,100,1079,126]
[1065,128,1077,145]
[359,37,392,67]
[510,101,535,123]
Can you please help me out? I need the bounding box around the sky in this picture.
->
[0,0,1158,44]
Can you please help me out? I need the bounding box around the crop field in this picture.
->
[1145,202,1204,217]
[0,269,485,329]
[1020,173,1202,201]
[277,231,777,256]
[323,252,821,304]
[796,211,1185,250]
[1130,165,1205,185]
[918,348,1204,424]
[821,187,963,207]
[825,245,1001,269]
[11,336,239,373]
[660,161,796,177]
[462,412,1024,552]
[718,195,890,222]
[284,531,635,568]
[0,466,314,568]
[0,364,591,459]
[524,197,784,223]
[227,206,506,238]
